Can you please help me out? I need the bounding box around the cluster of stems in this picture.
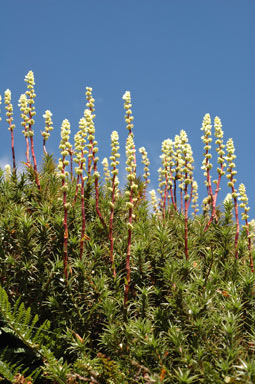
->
[201,114,226,230]
[4,89,16,173]
[155,130,195,259]
[2,71,255,282]
[84,107,105,228]
[42,110,53,155]
[74,117,88,259]
[57,119,72,278]
[239,183,254,272]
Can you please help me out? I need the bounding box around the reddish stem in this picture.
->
[22,121,31,164]
[73,174,80,205]
[124,194,133,307]
[233,192,239,259]
[93,147,106,228]
[205,147,214,206]
[245,221,254,273]
[109,171,116,277]
[10,129,16,173]
[94,175,106,228]
[69,150,74,182]
[61,156,69,278]
[43,138,47,155]
[80,174,86,260]
[184,161,192,260]
[180,189,183,214]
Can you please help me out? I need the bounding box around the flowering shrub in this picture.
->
[0,71,255,383]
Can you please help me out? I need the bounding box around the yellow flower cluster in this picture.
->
[239,183,250,222]
[84,109,99,179]
[86,87,95,115]
[158,139,174,196]
[225,138,238,198]
[18,94,30,137]
[110,131,120,176]
[42,110,54,141]
[181,142,194,200]
[107,130,120,203]
[58,119,71,182]
[178,130,191,190]
[125,134,137,211]
[123,91,134,134]
[102,158,111,183]
[4,89,15,131]
[74,117,88,177]
[191,181,199,215]
[173,133,184,183]
[24,71,36,133]
[201,113,213,185]
[149,189,159,215]
[139,146,150,186]
[213,116,225,183]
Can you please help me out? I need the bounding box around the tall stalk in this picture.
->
[74,118,88,259]
[58,119,71,278]
[180,138,194,260]
[109,131,120,277]
[4,89,16,174]
[85,88,106,228]
[201,113,214,211]
[173,134,184,211]
[226,138,239,259]
[85,87,95,178]
[24,71,40,189]
[19,94,31,165]
[124,134,137,306]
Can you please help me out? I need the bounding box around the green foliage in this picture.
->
[1,162,255,382]
[1,77,255,382]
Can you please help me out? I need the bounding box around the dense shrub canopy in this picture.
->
[0,73,255,383]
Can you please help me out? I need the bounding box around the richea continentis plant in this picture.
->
[2,72,255,384]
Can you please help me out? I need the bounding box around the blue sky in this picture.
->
[1,0,255,215]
